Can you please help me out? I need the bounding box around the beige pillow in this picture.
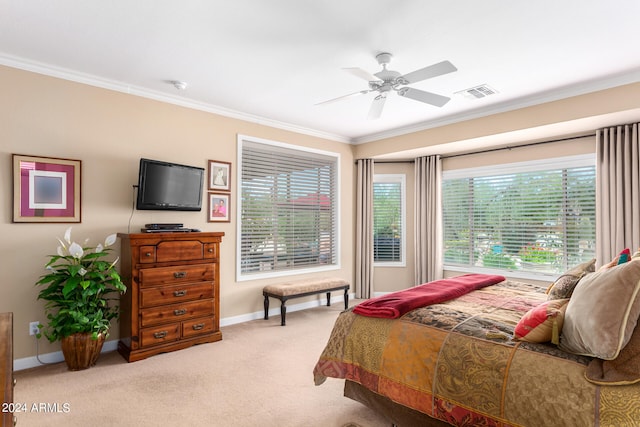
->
[560,260,640,359]
[546,258,596,300]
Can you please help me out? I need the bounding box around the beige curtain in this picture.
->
[414,155,443,284]
[355,159,374,298]
[596,123,640,266]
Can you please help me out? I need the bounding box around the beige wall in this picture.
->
[353,82,640,160]
[3,63,639,362]
[0,65,355,360]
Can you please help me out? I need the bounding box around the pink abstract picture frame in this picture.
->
[12,154,81,223]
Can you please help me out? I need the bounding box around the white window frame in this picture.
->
[442,154,595,280]
[373,174,406,267]
[236,134,341,281]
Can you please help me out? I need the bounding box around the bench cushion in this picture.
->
[263,278,349,297]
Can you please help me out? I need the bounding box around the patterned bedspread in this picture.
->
[313,280,640,426]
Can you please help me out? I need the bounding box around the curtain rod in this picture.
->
[441,133,594,159]
[356,133,594,164]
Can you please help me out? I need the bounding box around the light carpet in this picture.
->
[14,303,391,427]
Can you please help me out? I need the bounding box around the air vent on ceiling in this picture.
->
[455,84,498,100]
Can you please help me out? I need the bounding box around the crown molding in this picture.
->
[352,68,640,144]
[3,53,639,147]
[0,53,351,144]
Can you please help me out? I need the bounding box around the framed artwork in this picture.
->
[208,193,230,222]
[208,160,231,192]
[12,154,81,223]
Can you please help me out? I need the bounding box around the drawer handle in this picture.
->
[145,252,152,257]
[173,290,188,297]
[174,309,187,316]
[192,323,206,331]
[208,248,214,253]
[153,331,168,339]
[173,271,187,279]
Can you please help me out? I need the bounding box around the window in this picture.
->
[442,155,595,276]
[237,135,339,280]
[373,174,405,266]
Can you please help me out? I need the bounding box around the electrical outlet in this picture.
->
[29,321,40,336]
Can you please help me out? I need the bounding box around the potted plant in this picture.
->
[35,227,126,370]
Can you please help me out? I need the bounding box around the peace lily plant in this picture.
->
[36,227,126,343]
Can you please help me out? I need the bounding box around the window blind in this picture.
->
[442,155,596,275]
[238,138,339,278]
[373,175,405,264]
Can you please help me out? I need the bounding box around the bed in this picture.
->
[313,261,640,426]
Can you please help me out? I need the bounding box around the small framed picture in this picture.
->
[208,160,231,192]
[208,193,230,222]
[12,154,81,223]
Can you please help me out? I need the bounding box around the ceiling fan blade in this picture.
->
[399,60,457,84]
[315,90,369,105]
[397,87,450,107]
[343,67,379,82]
[367,94,386,120]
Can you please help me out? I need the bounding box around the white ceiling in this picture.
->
[1,0,640,146]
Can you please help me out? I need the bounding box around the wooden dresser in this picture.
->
[117,232,224,362]
[1,313,14,427]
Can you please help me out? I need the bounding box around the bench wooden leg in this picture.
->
[326,292,331,307]
[280,299,287,326]
[263,294,270,320]
[343,287,349,310]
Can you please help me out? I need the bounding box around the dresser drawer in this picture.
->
[140,282,214,308]
[139,263,214,287]
[140,323,180,347]
[156,240,204,262]
[182,317,215,338]
[203,243,218,259]
[140,300,215,327]
[139,245,157,263]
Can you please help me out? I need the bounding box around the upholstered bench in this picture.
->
[263,278,350,325]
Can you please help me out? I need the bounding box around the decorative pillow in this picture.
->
[618,248,632,264]
[546,258,596,300]
[598,248,631,271]
[514,299,570,344]
[560,260,640,359]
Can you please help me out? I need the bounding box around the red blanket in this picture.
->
[353,274,506,319]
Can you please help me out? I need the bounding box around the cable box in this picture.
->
[145,223,184,230]
[141,227,192,233]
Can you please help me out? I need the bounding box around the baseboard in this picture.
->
[220,292,354,327]
[13,339,119,371]
[14,292,354,371]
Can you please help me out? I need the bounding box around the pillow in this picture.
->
[514,299,569,344]
[546,258,595,300]
[598,248,631,271]
[618,248,632,264]
[559,260,640,359]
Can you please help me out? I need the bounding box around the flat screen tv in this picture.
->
[136,158,204,211]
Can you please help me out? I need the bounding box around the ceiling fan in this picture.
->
[318,52,457,119]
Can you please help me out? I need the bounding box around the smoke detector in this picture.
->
[170,80,188,90]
